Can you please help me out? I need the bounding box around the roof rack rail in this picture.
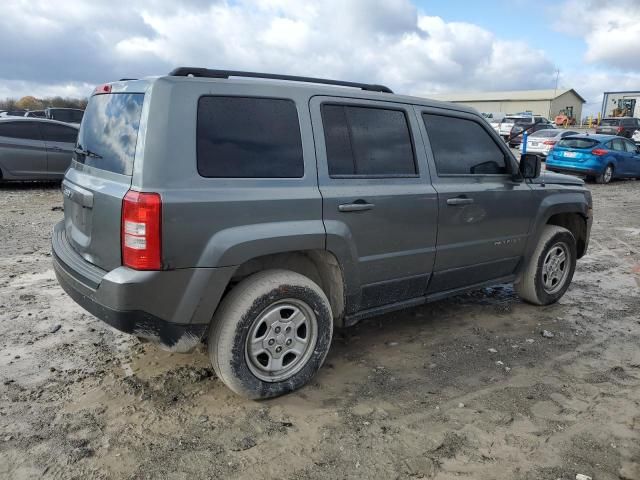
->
[168,67,393,94]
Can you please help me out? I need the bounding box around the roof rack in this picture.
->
[168,67,393,94]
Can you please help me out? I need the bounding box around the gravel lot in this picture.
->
[1,180,639,480]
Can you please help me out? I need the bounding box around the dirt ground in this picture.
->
[0,180,639,480]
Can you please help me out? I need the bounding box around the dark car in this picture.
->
[508,116,555,147]
[596,117,640,138]
[52,68,592,399]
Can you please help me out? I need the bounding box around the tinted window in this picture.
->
[321,104,416,176]
[197,97,303,178]
[610,138,626,151]
[50,109,84,123]
[75,93,144,175]
[423,114,508,175]
[0,121,41,141]
[42,123,78,143]
[600,119,620,127]
[557,138,599,149]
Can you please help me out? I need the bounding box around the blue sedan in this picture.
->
[546,134,640,184]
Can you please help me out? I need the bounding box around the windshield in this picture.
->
[74,93,144,175]
[600,119,620,127]
[557,138,600,149]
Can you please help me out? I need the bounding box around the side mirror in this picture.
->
[519,153,542,179]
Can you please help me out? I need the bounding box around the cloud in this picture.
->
[556,0,640,71]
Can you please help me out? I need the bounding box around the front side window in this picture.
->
[321,104,416,176]
[423,113,508,175]
[0,121,41,141]
[197,96,303,178]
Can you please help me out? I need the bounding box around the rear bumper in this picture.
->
[51,221,235,352]
[545,157,604,176]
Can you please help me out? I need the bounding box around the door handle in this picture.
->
[50,146,63,151]
[338,201,375,212]
[446,197,474,206]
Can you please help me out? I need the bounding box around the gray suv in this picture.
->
[52,68,592,399]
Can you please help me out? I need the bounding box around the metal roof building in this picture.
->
[427,88,586,121]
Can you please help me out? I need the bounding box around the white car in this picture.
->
[633,129,640,145]
[519,129,579,156]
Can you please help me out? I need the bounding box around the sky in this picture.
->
[1,0,639,116]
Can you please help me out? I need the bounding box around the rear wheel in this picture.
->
[515,226,577,306]
[595,164,614,184]
[208,269,333,399]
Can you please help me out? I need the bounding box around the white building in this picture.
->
[601,91,640,118]
[428,89,585,121]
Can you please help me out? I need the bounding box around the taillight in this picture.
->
[616,126,624,133]
[591,148,608,156]
[121,190,162,270]
[94,83,112,95]
[543,140,556,146]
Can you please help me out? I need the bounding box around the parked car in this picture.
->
[0,109,27,117]
[498,115,553,142]
[633,129,640,145]
[595,117,640,139]
[508,116,556,147]
[519,129,579,157]
[0,117,78,180]
[24,110,46,118]
[546,134,640,184]
[45,107,84,126]
[52,68,593,399]
[481,112,506,133]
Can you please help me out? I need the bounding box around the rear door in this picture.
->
[62,91,145,271]
[418,108,535,293]
[0,121,47,178]
[622,138,640,177]
[310,96,438,312]
[41,122,78,176]
[610,138,630,175]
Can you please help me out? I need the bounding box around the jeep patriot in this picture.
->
[52,68,592,398]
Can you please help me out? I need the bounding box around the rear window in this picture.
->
[321,104,416,177]
[600,119,620,127]
[530,130,559,138]
[557,138,600,149]
[75,93,144,175]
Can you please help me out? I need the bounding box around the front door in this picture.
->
[0,121,47,178]
[418,108,536,293]
[310,96,438,313]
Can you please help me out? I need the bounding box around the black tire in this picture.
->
[208,269,333,399]
[515,226,577,306]
[595,164,614,184]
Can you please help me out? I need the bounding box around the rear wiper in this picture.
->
[74,146,103,159]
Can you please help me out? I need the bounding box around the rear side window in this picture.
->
[0,121,41,141]
[423,113,508,175]
[557,138,599,149]
[321,104,416,176]
[610,138,626,151]
[197,97,303,178]
[623,139,637,152]
[41,123,78,143]
[75,93,144,175]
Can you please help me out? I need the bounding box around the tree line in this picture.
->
[0,95,88,112]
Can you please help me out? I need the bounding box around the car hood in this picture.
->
[531,171,584,186]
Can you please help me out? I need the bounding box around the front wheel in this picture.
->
[595,164,614,184]
[208,269,333,399]
[515,226,577,306]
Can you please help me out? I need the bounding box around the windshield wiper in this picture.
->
[74,146,103,159]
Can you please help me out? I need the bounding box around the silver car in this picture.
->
[519,128,579,156]
[0,117,78,180]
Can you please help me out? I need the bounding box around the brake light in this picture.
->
[591,148,608,156]
[617,126,624,133]
[543,140,556,145]
[121,191,162,270]
[94,83,112,95]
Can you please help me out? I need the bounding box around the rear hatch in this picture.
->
[62,89,145,271]
[597,118,620,135]
[550,137,600,163]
